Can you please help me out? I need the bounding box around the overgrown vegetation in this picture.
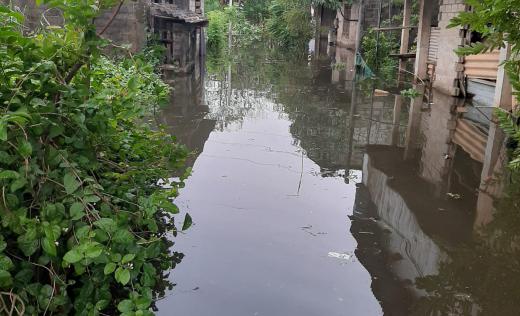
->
[361,29,399,81]
[206,4,262,55]
[360,0,419,84]
[205,0,346,54]
[0,2,190,315]
[450,0,520,170]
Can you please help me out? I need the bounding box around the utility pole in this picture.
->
[227,0,233,107]
[397,0,411,85]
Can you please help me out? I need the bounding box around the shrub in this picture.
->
[0,3,190,315]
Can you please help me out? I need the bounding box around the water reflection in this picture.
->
[157,45,517,316]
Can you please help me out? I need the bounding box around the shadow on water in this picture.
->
[156,42,520,316]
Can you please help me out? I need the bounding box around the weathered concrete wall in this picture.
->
[362,154,443,283]
[5,0,148,52]
[418,91,457,187]
[4,0,63,29]
[432,0,467,95]
[94,1,148,52]
[336,3,360,50]
[362,0,379,31]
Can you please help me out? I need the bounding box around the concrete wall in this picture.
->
[4,0,63,29]
[336,3,360,50]
[94,1,148,52]
[5,0,148,52]
[431,0,467,95]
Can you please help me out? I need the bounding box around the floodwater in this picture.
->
[156,47,519,316]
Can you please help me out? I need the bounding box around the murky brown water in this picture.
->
[156,47,518,315]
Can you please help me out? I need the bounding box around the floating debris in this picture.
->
[447,193,462,200]
[328,252,352,261]
[374,89,390,96]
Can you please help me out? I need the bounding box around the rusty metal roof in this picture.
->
[150,3,208,25]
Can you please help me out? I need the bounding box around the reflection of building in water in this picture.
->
[350,85,509,314]
[159,55,215,167]
[282,58,403,174]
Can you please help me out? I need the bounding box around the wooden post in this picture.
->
[476,43,512,227]
[414,0,434,82]
[403,85,425,160]
[481,43,512,181]
[397,0,411,85]
[391,95,403,146]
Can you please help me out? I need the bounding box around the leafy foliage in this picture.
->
[206,4,262,55]
[361,29,399,81]
[0,2,189,315]
[266,0,313,51]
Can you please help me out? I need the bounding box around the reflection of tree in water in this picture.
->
[206,48,357,172]
[412,175,520,316]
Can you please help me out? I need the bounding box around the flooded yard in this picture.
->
[156,47,517,315]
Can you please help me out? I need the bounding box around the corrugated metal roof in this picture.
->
[150,3,208,25]
[464,51,499,81]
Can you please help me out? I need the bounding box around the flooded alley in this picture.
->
[4,0,520,315]
[153,41,516,315]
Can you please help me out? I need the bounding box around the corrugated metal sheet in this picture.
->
[428,27,440,62]
[453,119,487,163]
[464,51,499,80]
[467,79,496,107]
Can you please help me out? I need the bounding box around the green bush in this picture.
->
[207,9,229,52]
[0,3,190,315]
[266,0,313,51]
[361,29,399,83]
[242,0,271,24]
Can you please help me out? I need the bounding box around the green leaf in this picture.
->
[127,77,138,90]
[84,195,101,203]
[63,248,83,264]
[0,170,19,180]
[63,173,81,194]
[182,213,193,231]
[84,242,103,258]
[0,120,7,141]
[0,270,13,288]
[0,255,14,271]
[18,141,32,158]
[10,177,27,192]
[0,237,6,252]
[117,299,134,313]
[115,267,130,285]
[17,232,39,256]
[96,299,110,311]
[70,202,85,220]
[41,237,57,256]
[135,296,152,310]
[94,218,117,233]
[121,254,135,264]
[104,262,117,275]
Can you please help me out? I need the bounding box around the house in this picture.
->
[149,0,208,80]
[6,0,207,77]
